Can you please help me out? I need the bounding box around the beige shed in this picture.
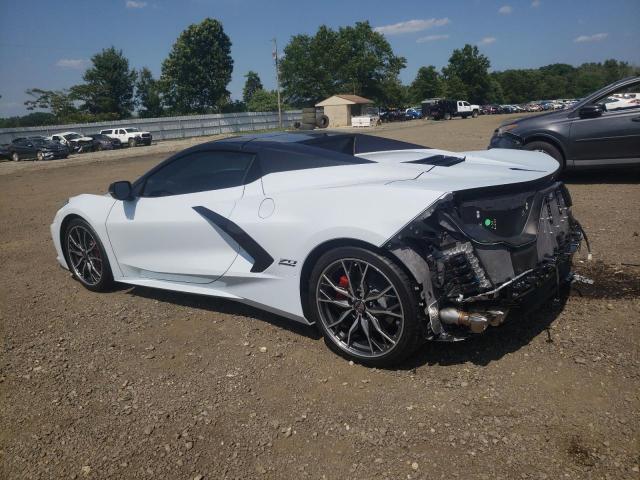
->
[315,94,374,127]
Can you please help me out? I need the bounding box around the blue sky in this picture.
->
[0,0,638,116]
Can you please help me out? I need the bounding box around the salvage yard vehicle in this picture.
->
[424,99,480,120]
[51,132,583,366]
[86,133,121,151]
[49,132,94,153]
[100,127,152,147]
[7,136,69,161]
[489,76,640,169]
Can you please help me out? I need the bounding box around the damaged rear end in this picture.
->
[386,177,583,341]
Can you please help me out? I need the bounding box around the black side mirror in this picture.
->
[108,181,134,201]
[579,104,604,119]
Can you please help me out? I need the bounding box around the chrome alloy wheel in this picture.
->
[315,258,405,358]
[66,225,103,286]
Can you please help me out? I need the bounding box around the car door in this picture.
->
[106,149,256,284]
[568,80,640,165]
[12,139,35,159]
[569,105,640,164]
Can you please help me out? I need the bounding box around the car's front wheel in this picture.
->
[524,141,564,167]
[64,218,114,292]
[308,247,423,367]
[11,151,19,162]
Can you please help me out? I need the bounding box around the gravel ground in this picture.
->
[1,114,639,479]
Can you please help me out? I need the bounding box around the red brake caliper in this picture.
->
[337,275,349,300]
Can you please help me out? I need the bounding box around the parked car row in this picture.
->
[0,127,153,161]
[481,99,583,115]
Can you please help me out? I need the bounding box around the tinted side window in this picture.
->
[142,151,254,197]
[102,129,112,134]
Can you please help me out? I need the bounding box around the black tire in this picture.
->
[308,246,423,367]
[63,217,114,292]
[524,141,564,167]
[128,138,136,148]
[472,110,478,118]
[316,115,329,129]
[443,112,451,120]
[96,143,103,151]
[11,151,19,162]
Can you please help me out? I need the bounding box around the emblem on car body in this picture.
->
[278,259,298,267]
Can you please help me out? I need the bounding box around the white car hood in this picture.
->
[261,148,559,196]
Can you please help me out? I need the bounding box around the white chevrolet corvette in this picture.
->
[51,133,583,366]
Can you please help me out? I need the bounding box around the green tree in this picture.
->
[442,44,491,103]
[242,71,263,104]
[135,67,163,118]
[378,77,409,108]
[221,100,247,113]
[280,22,406,106]
[71,47,137,118]
[409,66,444,103]
[247,89,283,112]
[160,18,233,114]
[443,75,468,100]
[24,88,78,119]
[0,112,58,128]
[486,77,505,104]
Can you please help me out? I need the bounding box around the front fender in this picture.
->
[51,194,121,276]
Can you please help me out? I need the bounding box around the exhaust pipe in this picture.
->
[439,307,488,334]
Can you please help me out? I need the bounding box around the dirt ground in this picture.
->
[1,114,639,480]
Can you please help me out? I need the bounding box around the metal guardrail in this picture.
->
[0,110,302,144]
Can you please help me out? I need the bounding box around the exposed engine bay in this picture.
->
[387,178,584,340]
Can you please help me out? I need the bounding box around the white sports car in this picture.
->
[51,133,584,366]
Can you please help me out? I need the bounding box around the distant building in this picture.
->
[315,94,374,127]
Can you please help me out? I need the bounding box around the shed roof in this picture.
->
[315,94,374,107]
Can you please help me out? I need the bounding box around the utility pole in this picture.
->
[272,38,283,129]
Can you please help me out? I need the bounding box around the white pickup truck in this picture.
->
[454,100,480,118]
[100,127,152,147]
[423,99,480,120]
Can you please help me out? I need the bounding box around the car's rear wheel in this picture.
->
[308,247,423,367]
[36,151,44,161]
[524,141,564,167]
[64,218,114,292]
[11,152,19,162]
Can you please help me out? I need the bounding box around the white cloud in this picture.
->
[126,1,147,8]
[416,34,450,43]
[374,18,450,35]
[498,5,513,14]
[55,58,88,69]
[478,37,497,45]
[531,0,541,7]
[574,32,608,43]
